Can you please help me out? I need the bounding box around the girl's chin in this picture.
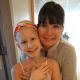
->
[27,54,38,59]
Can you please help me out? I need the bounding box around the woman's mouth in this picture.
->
[44,36,56,41]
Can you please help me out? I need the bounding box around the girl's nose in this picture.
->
[27,40,30,48]
[27,40,33,49]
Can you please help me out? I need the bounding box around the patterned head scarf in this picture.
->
[14,20,36,40]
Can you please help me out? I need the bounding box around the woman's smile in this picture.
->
[44,36,56,41]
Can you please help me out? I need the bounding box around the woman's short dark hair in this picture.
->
[38,1,65,27]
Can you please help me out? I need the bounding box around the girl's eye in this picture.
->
[21,41,27,44]
[31,38,35,40]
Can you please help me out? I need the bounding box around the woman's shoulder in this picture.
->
[59,39,75,50]
[59,39,76,57]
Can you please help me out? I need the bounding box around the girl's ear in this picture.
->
[16,43,21,50]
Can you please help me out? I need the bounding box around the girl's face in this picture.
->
[16,27,41,59]
[38,19,63,49]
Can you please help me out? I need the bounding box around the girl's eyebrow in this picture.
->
[21,38,27,41]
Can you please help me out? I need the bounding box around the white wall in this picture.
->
[64,12,80,80]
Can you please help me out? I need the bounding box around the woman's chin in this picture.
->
[44,42,56,48]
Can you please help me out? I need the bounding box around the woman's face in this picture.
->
[38,19,63,49]
[16,27,41,59]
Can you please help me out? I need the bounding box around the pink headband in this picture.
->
[14,20,36,40]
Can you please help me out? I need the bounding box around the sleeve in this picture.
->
[62,47,77,80]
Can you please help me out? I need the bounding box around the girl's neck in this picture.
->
[26,55,42,62]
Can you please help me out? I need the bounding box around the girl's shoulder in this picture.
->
[12,60,26,72]
[12,62,22,76]
[12,59,32,74]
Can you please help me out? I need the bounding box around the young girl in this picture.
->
[12,20,61,80]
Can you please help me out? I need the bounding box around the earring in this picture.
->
[40,45,45,56]
[40,44,44,52]
[40,44,43,50]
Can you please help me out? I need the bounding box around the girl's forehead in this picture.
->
[20,27,37,32]
[20,27,38,36]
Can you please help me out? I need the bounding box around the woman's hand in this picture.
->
[30,62,49,80]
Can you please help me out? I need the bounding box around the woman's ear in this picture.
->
[61,27,64,34]
[62,27,64,33]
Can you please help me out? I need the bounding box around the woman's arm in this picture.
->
[31,62,49,80]
[52,60,61,80]
[62,47,77,80]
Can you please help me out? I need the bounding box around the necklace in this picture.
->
[26,56,42,62]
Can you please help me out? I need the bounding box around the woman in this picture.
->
[37,1,77,80]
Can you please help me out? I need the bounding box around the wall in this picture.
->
[9,0,32,62]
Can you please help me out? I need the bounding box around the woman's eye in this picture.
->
[53,24,60,28]
[42,24,47,27]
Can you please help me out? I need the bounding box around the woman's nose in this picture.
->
[46,26,53,35]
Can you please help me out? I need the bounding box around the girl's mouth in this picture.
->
[27,47,38,53]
